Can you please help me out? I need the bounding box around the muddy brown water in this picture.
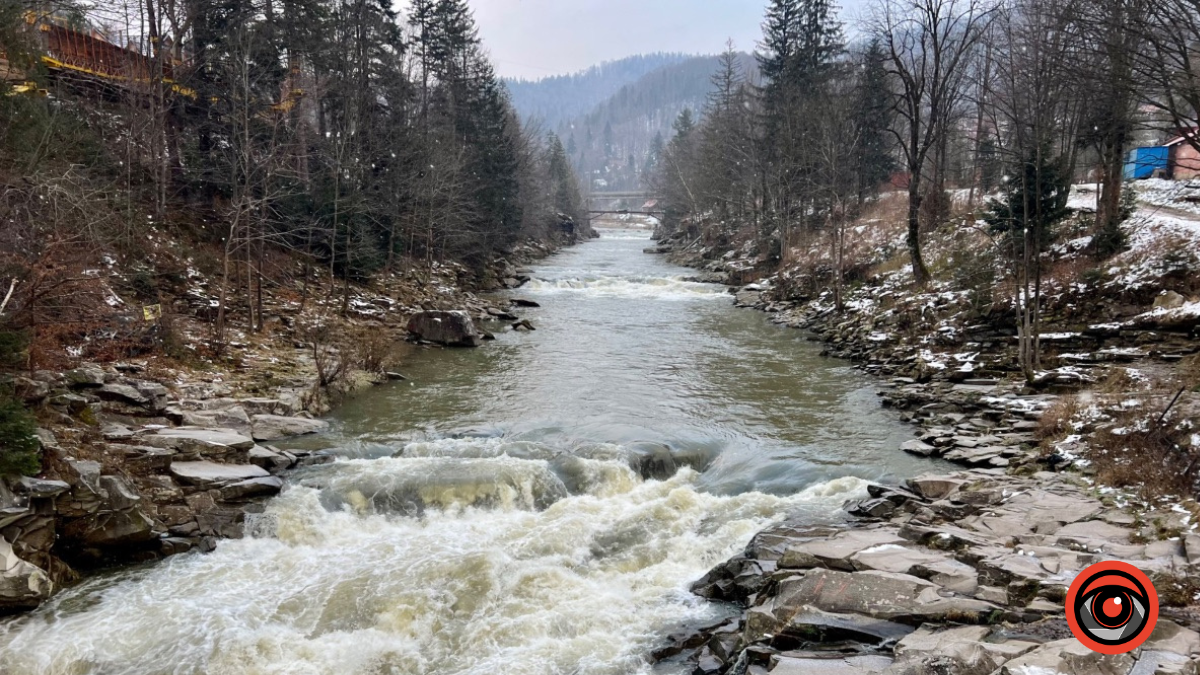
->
[0,228,945,675]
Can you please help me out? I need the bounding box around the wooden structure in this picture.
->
[1167,134,1200,181]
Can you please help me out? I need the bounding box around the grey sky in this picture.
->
[467,0,872,80]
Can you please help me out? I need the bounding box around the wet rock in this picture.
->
[61,509,155,548]
[407,310,481,347]
[250,414,328,441]
[218,476,284,501]
[169,461,271,488]
[248,446,294,472]
[512,319,536,331]
[511,298,540,308]
[0,536,52,611]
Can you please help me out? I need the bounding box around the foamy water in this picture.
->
[0,440,868,675]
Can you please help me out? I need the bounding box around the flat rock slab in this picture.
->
[781,529,905,570]
[250,415,329,441]
[769,655,893,674]
[170,461,270,488]
[152,427,256,451]
[779,568,1000,624]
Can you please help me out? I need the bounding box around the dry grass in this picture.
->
[1037,394,1082,442]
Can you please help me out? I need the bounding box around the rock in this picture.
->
[781,605,915,644]
[237,398,296,417]
[994,638,1135,675]
[65,365,107,388]
[511,298,540,308]
[768,655,893,674]
[905,476,966,501]
[96,383,149,406]
[178,407,252,433]
[12,477,69,499]
[406,310,481,347]
[901,440,937,457]
[97,476,141,511]
[248,446,293,472]
[890,625,1038,674]
[774,568,1000,625]
[385,372,408,381]
[219,476,284,501]
[0,536,52,610]
[169,461,270,488]
[780,529,906,571]
[1154,291,1187,311]
[150,427,256,453]
[512,319,536,331]
[61,509,155,548]
[250,415,328,442]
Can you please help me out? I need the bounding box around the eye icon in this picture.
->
[1066,561,1159,654]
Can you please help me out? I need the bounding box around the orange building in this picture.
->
[1167,135,1200,181]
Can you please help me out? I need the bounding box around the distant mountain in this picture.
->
[505,53,695,130]
[553,53,759,193]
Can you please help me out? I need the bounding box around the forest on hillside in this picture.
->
[504,53,693,131]
[649,0,1200,382]
[0,0,586,361]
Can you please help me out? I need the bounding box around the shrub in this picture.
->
[0,392,40,477]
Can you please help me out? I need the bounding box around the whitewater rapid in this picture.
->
[0,228,938,675]
[0,438,869,675]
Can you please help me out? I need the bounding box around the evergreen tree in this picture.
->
[850,39,896,202]
[984,147,1072,253]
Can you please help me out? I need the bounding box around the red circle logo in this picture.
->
[1065,560,1159,654]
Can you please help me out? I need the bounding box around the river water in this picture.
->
[0,229,940,675]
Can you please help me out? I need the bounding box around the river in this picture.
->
[0,229,941,675]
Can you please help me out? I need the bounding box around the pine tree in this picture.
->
[850,39,896,203]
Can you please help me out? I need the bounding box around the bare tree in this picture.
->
[1135,0,1200,153]
[872,0,995,286]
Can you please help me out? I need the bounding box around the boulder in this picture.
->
[169,461,270,488]
[905,476,966,501]
[1154,291,1187,311]
[65,365,107,388]
[248,446,294,472]
[406,310,481,347]
[901,440,937,457]
[250,415,329,441]
[61,509,155,548]
[0,536,52,611]
[96,383,150,406]
[219,476,284,501]
[780,529,906,571]
[179,407,252,433]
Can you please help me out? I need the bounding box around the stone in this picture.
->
[782,605,915,644]
[775,569,1001,625]
[13,477,69,499]
[995,638,1135,675]
[97,476,141,511]
[511,298,540,308]
[248,446,293,472]
[906,476,966,501]
[0,536,52,610]
[406,310,481,347]
[850,544,948,575]
[179,407,252,433]
[891,625,1038,675]
[901,440,937,457]
[96,383,150,406]
[219,476,284,501]
[769,655,893,675]
[1154,291,1187,311]
[780,529,906,571]
[250,415,329,442]
[61,508,155,548]
[150,427,256,453]
[65,365,107,388]
[169,461,270,488]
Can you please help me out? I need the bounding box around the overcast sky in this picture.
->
[467,0,873,81]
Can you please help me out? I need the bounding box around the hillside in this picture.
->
[569,53,757,193]
[504,53,694,130]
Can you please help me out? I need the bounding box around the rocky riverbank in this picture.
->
[0,241,570,614]
[648,205,1200,673]
[656,468,1200,674]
